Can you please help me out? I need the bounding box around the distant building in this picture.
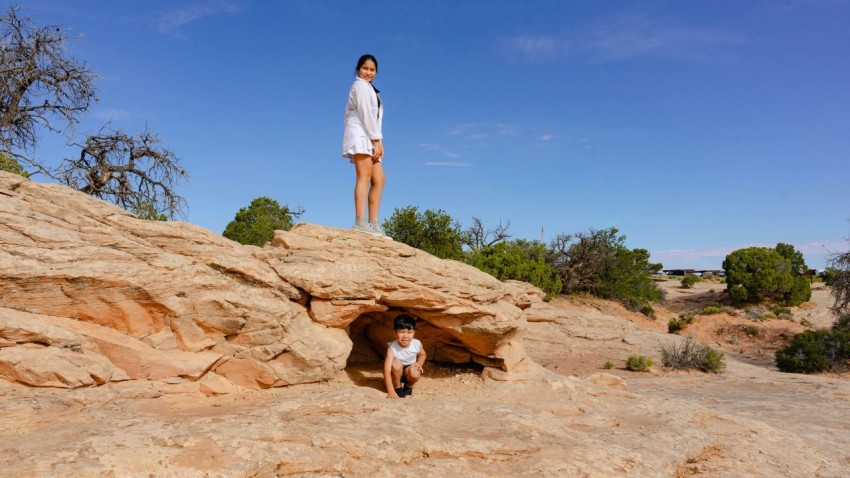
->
[661,269,726,277]
[662,269,695,276]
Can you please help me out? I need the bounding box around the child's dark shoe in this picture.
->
[394,387,406,398]
[404,386,413,396]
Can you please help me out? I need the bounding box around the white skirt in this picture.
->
[343,135,381,163]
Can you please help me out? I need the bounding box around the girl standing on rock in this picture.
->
[342,54,390,238]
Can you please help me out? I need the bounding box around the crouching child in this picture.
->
[383,314,426,399]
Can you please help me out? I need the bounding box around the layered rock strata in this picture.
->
[0,171,539,390]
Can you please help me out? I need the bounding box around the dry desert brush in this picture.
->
[680,274,701,289]
[660,337,726,373]
[668,313,695,334]
[625,355,653,372]
[696,303,733,315]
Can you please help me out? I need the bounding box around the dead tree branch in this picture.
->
[57,127,188,219]
[830,245,850,317]
[0,6,97,171]
[464,217,512,251]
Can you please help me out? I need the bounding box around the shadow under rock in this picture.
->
[344,361,386,392]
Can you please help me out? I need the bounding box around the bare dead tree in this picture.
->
[548,228,619,293]
[57,128,188,219]
[464,217,512,251]
[830,245,850,317]
[0,6,97,172]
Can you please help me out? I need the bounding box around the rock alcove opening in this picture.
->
[345,311,482,369]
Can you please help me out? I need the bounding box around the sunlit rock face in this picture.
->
[0,171,539,390]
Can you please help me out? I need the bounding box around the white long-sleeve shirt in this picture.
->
[342,76,383,158]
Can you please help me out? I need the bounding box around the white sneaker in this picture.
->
[369,222,393,240]
[352,220,378,235]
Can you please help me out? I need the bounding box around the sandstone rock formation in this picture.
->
[3,302,849,477]
[4,172,850,477]
[0,171,536,391]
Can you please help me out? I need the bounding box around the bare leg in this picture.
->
[404,366,421,387]
[368,160,386,223]
[390,359,403,388]
[353,154,374,220]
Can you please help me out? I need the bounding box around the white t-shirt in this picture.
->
[387,338,422,366]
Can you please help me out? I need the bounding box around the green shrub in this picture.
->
[547,227,661,310]
[465,239,562,300]
[603,361,614,369]
[639,304,656,320]
[819,268,839,286]
[770,305,792,316]
[383,206,465,260]
[745,325,759,337]
[776,242,807,276]
[623,296,643,311]
[681,274,701,289]
[668,313,695,334]
[626,355,653,372]
[769,305,794,321]
[775,328,850,373]
[660,337,726,373]
[132,202,167,221]
[723,244,810,306]
[0,152,29,177]
[787,275,812,306]
[702,348,726,373]
[222,196,301,246]
[747,305,784,321]
[668,319,683,334]
[834,315,850,332]
[697,304,725,315]
[746,306,767,320]
[775,330,831,373]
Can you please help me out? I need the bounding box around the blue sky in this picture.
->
[16,0,850,270]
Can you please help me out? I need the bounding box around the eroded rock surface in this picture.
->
[2,323,849,477]
[1,171,532,390]
[4,172,850,477]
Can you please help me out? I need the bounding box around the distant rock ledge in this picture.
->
[0,171,546,393]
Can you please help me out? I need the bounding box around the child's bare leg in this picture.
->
[404,365,422,387]
[390,359,403,388]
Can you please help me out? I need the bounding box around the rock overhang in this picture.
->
[0,170,542,391]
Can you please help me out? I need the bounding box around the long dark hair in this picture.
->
[355,54,378,73]
[355,54,381,110]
